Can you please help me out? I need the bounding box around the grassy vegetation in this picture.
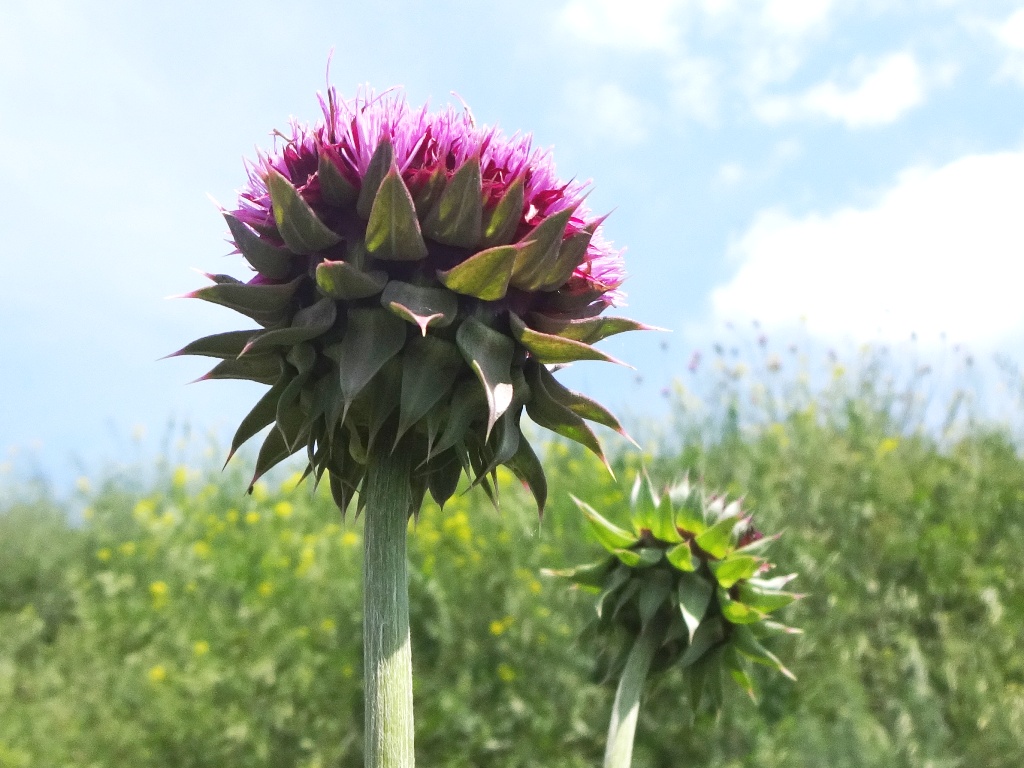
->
[2,346,1023,767]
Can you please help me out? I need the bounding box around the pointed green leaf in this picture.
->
[531,363,634,443]
[680,615,725,667]
[695,516,741,559]
[381,281,458,335]
[504,430,548,514]
[747,573,799,591]
[225,374,290,464]
[428,380,486,460]
[572,495,638,551]
[423,154,482,247]
[266,169,342,255]
[723,646,758,701]
[509,205,577,290]
[331,308,407,418]
[733,625,797,680]
[249,424,296,491]
[542,559,613,590]
[612,547,662,568]
[365,166,429,261]
[526,313,664,344]
[318,150,358,207]
[709,555,761,589]
[224,212,294,279]
[481,174,525,248]
[735,532,782,556]
[241,298,337,356]
[316,260,388,300]
[276,370,312,452]
[510,313,627,366]
[638,569,673,628]
[652,493,684,543]
[356,137,395,219]
[595,565,631,620]
[184,276,302,325]
[412,167,446,217]
[718,587,764,625]
[166,330,257,360]
[666,541,697,572]
[396,336,462,442]
[524,361,608,467]
[436,243,520,301]
[534,222,594,291]
[425,449,462,509]
[455,317,514,439]
[735,583,802,614]
[197,354,282,385]
[678,571,714,643]
[364,357,403,451]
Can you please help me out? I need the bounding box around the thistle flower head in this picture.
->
[171,86,653,517]
[550,472,802,709]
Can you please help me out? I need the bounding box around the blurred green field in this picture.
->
[2,348,1023,767]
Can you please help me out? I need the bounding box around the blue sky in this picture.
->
[2,0,1023,484]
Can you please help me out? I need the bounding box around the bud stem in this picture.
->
[604,620,662,768]
[363,445,415,768]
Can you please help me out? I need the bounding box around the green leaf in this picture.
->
[709,555,761,589]
[542,559,613,590]
[330,308,407,420]
[481,174,525,247]
[735,583,802,614]
[197,354,282,385]
[224,212,294,280]
[266,169,342,255]
[425,449,462,509]
[316,260,388,300]
[275,370,312,452]
[531,364,635,444]
[651,493,684,543]
[572,495,638,551]
[509,205,577,291]
[595,565,631,620]
[534,222,594,291]
[356,137,395,219]
[735,532,782,556]
[694,515,741,559]
[680,615,725,667]
[525,313,663,344]
[241,297,337,356]
[396,335,462,442]
[733,625,796,680]
[524,362,608,468]
[504,430,548,514]
[723,645,758,701]
[365,166,429,261]
[184,276,302,325]
[510,313,627,366]
[249,424,297,491]
[436,244,520,301]
[677,571,714,643]
[612,547,662,568]
[427,380,486,460]
[166,330,257,360]
[639,570,674,629]
[666,541,697,572]
[224,374,290,464]
[455,317,515,439]
[423,154,482,247]
[412,167,446,217]
[718,588,764,625]
[318,150,358,207]
[381,281,458,335]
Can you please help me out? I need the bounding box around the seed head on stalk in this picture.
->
[170,86,655,517]
[548,473,802,767]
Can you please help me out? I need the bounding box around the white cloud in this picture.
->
[756,52,925,127]
[711,150,1024,344]
[994,7,1024,84]
[668,56,719,124]
[761,0,833,36]
[558,0,682,52]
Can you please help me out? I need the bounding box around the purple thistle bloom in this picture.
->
[173,86,651,517]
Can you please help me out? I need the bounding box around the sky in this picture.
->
[2,0,1023,486]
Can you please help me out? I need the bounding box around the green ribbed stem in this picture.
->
[363,445,415,768]
[603,622,661,768]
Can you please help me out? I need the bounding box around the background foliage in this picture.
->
[2,343,1023,767]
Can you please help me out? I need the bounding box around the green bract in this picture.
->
[551,473,802,709]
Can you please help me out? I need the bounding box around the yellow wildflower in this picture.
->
[341,531,360,547]
[147,665,167,684]
[273,501,294,518]
[258,581,274,597]
[489,616,514,636]
[225,508,240,523]
[192,541,211,558]
[320,618,336,633]
[496,663,517,683]
[172,466,189,488]
[119,541,137,556]
[245,511,260,525]
[193,640,210,656]
[96,548,112,562]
